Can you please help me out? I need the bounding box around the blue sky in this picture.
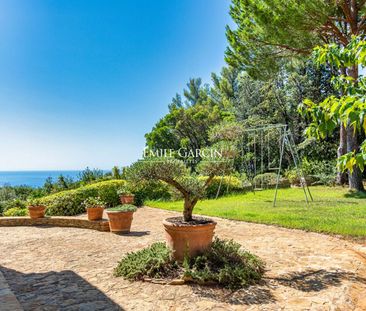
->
[0,0,232,170]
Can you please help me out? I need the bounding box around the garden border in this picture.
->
[0,217,110,232]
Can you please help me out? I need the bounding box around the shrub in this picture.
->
[41,180,126,216]
[82,197,106,209]
[252,173,285,189]
[27,198,44,206]
[4,207,28,217]
[200,176,243,198]
[129,180,172,206]
[184,238,265,289]
[117,186,133,196]
[107,205,137,212]
[285,159,336,186]
[114,238,265,289]
[2,199,27,211]
[114,242,178,280]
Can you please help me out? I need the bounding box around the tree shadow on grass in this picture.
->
[1,265,124,310]
[344,191,366,199]
[268,269,366,292]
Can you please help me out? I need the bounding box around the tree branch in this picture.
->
[160,177,189,197]
[252,38,311,55]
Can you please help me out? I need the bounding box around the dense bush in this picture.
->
[114,242,179,280]
[199,176,244,198]
[286,159,336,186]
[41,180,126,216]
[114,238,265,289]
[184,238,265,289]
[252,173,290,189]
[4,207,28,217]
[0,199,27,216]
[127,180,172,206]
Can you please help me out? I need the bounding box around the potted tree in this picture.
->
[106,204,137,233]
[27,198,47,219]
[128,155,233,261]
[83,197,106,221]
[117,187,135,204]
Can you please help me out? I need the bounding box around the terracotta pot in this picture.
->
[28,205,46,219]
[106,211,134,233]
[119,194,135,204]
[163,217,216,261]
[86,207,104,221]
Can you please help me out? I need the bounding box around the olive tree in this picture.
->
[127,156,233,222]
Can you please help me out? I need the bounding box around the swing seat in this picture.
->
[254,188,263,191]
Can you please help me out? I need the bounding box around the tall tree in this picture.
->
[226,0,366,189]
[145,78,232,167]
[300,38,366,191]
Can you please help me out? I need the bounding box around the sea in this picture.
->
[0,171,84,188]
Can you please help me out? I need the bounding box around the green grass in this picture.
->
[146,186,366,238]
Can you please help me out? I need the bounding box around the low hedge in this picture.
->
[41,180,126,216]
[3,207,28,217]
[252,173,290,189]
[130,180,172,206]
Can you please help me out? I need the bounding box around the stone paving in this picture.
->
[1,207,366,310]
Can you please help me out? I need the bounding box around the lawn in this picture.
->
[146,186,366,238]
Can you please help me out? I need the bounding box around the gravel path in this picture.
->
[1,207,366,310]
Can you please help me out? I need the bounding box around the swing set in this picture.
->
[215,124,313,207]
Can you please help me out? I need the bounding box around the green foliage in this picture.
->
[107,204,137,212]
[300,37,366,176]
[127,156,233,220]
[145,78,233,169]
[3,207,28,217]
[199,176,243,198]
[114,242,178,280]
[40,180,126,216]
[78,167,105,183]
[82,197,106,209]
[252,173,279,189]
[285,160,336,186]
[114,238,265,289]
[116,186,133,196]
[303,159,336,185]
[111,166,122,179]
[27,197,44,206]
[184,238,265,289]
[225,0,330,77]
[127,180,172,206]
[4,198,27,210]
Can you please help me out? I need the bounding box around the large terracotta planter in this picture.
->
[119,194,135,204]
[28,205,46,219]
[86,207,104,221]
[106,211,134,233]
[163,217,217,261]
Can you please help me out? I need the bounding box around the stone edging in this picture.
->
[0,217,110,232]
[0,270,23,311]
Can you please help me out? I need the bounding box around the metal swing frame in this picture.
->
[241,124,313,207]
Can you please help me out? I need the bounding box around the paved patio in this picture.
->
[1,207,366,310]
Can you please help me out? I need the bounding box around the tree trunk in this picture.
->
[346,124,365,191]
[336,124,348,185]
[346,66,364,191]
[183,198,194,221]
[336,67,348,185]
